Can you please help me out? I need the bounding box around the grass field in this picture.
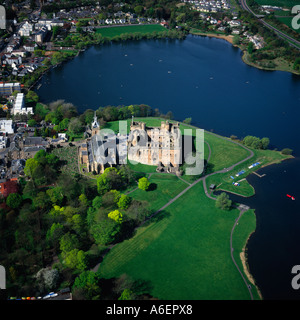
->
[206,148,292,197]
[95,25,166,38]
[276,16,300,34]
[254,0,298,8]
[128,173,188,212]
[98,182,260,300]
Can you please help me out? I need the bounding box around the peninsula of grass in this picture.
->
[98,182,260,300]
[95,24,166,38]
[205,147,292,197]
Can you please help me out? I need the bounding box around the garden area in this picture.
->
[51,145,79,177]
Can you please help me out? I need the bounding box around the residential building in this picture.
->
[0,135,7,149]
[13,93,33,115]
[35,26,48,43]
[0,119,14,134]
[18,21,34,36]
[0,83,21,96]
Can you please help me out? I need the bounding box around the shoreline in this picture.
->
[190,31,234,45]
[240,232,263,300]
[190,31,300,76]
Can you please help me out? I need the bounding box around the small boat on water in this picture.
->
[37,84,42,90]
[287,194,295,200]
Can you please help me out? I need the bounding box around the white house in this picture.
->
[0,135,7,149]
[13,93,34,115]
[0,119,14,134]
[18,21,34,36]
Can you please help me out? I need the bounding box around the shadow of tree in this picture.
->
[147,183,157,191]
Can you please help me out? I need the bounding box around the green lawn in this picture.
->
[129,173,188,212]
[98,182,259,300]
[276,16,300,34]
[206,148,291,197]
[254,0,298,8]
[96,25,166,38]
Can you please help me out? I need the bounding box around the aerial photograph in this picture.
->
[0,0,299,306]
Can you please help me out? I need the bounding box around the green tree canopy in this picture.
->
[68,117,83,135]
[6,193,22,209]
[24,158,39,177]
[138,177,150,191]
[72,271,102,300]
[63,249,87,272]
[117,194,131,210]
[97,167,122,195]
[215,192,232,210]
[60,232,80,253]
[108,209,123,224]
[46,186,64,205]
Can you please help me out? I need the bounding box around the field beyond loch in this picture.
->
[95,24,167,38]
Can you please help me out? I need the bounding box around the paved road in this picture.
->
[240,0,300,50]
[230,205,254,300]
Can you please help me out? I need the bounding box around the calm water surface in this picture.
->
[37,35,300,299]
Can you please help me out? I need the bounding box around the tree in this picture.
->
[6,193,22,209]
[59,118,70,131]
[90,215,121,246]
[108,209,123,224]
[68,117,83,135]
[138,177,150,191]
[79,193,89,206]
[215,192,232,210]
[281,148,293,155]
[293,57,300,71]
[248,41,254,54]
[183,117,192,124]
[118,288,135,300]
[60,232,80,253]
[28,119,37,127]
[26,90,39,103]
[46,186,64,205]
[260,137,270,150]
[63,249,87,272]
[72,271,102,300]
[233,35,240,46]
[134,5,144,16]
[24,158,39,177]
[117,194,131,210]
[97,167,122,195]
[92,196,102,209]
[33,191,50,209]
[35,268,59,293]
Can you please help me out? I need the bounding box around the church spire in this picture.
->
[91,111,100,135]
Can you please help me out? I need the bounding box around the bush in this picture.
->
[138,177,150,191]
[281,148,293,155]
[215,192,232,211]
